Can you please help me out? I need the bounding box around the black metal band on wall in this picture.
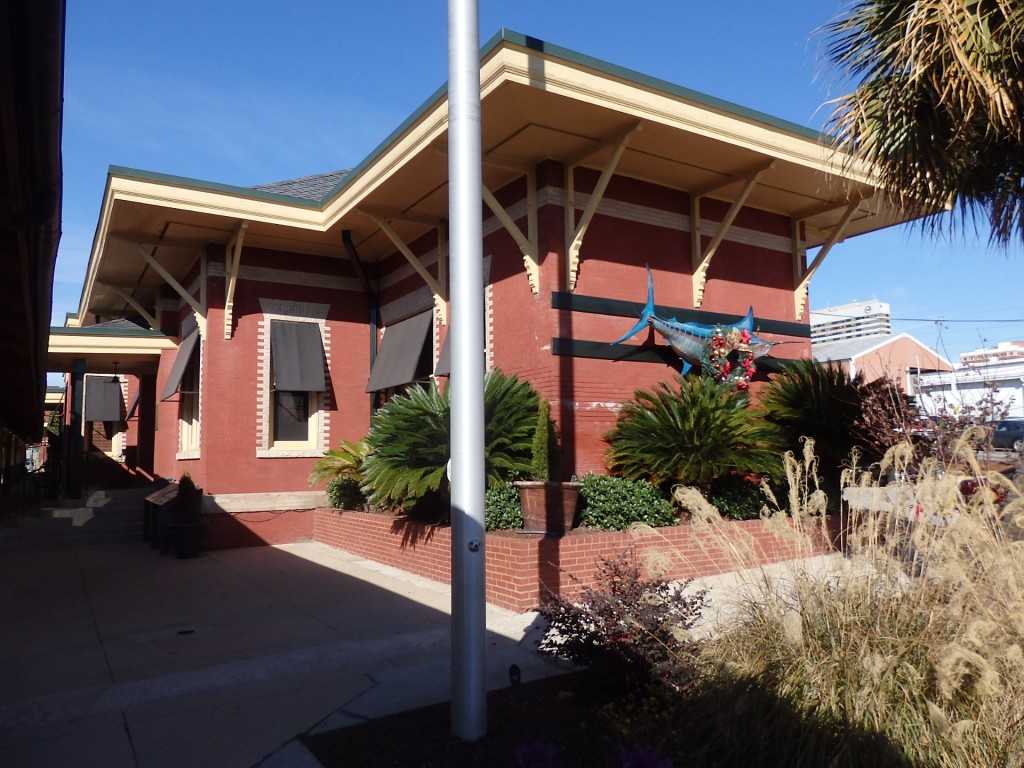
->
[549,291,809,369]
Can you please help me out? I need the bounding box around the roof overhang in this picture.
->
[78,29,918,325]
[1,0,65,440]
[47,327,177,375]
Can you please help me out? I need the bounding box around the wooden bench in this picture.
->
[143,483,178,547]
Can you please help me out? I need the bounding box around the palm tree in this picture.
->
[308,438,370,485]
[824,1,1024,245]
[360,369,539,512]
[757,360,867,486]
[605,376,780,494]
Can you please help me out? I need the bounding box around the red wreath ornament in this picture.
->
[700,325,756,390]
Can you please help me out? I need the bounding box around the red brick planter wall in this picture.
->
[314,508,840,612]
[203,509,315,550]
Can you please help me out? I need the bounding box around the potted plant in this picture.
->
[515,398,581,534]
[168,473,206,558]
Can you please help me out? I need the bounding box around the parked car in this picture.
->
[988,419,1024,451]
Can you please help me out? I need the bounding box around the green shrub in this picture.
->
[529,398,556,481]
[605,376,780,494]
[578,474,677,530]
[484,480,523,531]
[707,475,766,521]
[361,369,539,511]
[326,477,366,509]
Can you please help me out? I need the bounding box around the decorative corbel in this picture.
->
[223,221,248,339]
[113,237,206,321]
[793,199,861,320]
[100,283,159,330]
[436,224,448,322]
[369,214,447,324]
[482,169,539,293]
[564,122,642,291]
[690,160,774,306]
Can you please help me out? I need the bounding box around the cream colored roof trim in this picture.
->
[481,42,876,186]
[48,331,177,357]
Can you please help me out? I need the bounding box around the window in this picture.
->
[178,343,200,454]
[268,319,325,449]
[160,328,201,458]
[273,391,313,444]
[257,300,330,458]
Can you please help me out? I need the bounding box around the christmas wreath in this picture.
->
[701,325,756,390]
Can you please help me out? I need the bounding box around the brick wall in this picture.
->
[313,508,840,612]
[145,163,810,496]
[204,508,315,550]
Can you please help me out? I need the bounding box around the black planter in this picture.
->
[169,522,205,559]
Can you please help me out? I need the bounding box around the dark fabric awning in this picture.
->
[160,330,200,401]
[126,388,140,420]
[365,311,432,392]
[434,332,450,377]
[271,320,326,392]
[85,378,124,422]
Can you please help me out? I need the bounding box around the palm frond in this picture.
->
[823,0,1024,246]
[605,376,780,493]
[360,370,540,510]
[308,438,370,485]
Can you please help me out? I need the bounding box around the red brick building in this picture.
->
[57,32,915,537]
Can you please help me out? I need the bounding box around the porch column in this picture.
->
[66,358,85,499]
[136,374,156,477]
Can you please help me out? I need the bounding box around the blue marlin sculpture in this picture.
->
[611,269,782,375]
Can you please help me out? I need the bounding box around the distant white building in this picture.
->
[810,300,891,344]
[960,340,1024,367]
[914,359,1024,419]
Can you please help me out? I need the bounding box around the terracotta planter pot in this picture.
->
[514,481,582,535]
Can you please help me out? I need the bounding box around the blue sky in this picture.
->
[57,1,1024,364]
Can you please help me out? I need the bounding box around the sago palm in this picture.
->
[824,0,1024,245]
[360,369,539,510]
[605,376,780,494]
[308,438,370,485]
[757,359,867,485]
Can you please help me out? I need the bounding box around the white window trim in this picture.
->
[256,299,330,458]
[176,328,202,460]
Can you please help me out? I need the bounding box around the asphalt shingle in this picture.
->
[251,169,351,202]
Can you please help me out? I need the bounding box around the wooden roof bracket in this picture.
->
[100,283,159,330]
[793,198,862,320]
[435,224,448,324]
[112,236,207,335]
[368,213,447,324]
[564,122,642,291]
[482,167,538,293]
[690,159,774,307]
[223,220,248,340]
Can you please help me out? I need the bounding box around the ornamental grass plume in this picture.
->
[678,434,1024,767]
[541,432,1024,766]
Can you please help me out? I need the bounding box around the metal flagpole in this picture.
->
[447,0,487,741]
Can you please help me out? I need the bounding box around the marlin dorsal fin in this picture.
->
[733,307,755,333]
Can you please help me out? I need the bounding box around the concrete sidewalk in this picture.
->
[0,541,561,768]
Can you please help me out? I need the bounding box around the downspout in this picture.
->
[342,230,379,417]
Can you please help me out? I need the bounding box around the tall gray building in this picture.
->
[810,300,891,344]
